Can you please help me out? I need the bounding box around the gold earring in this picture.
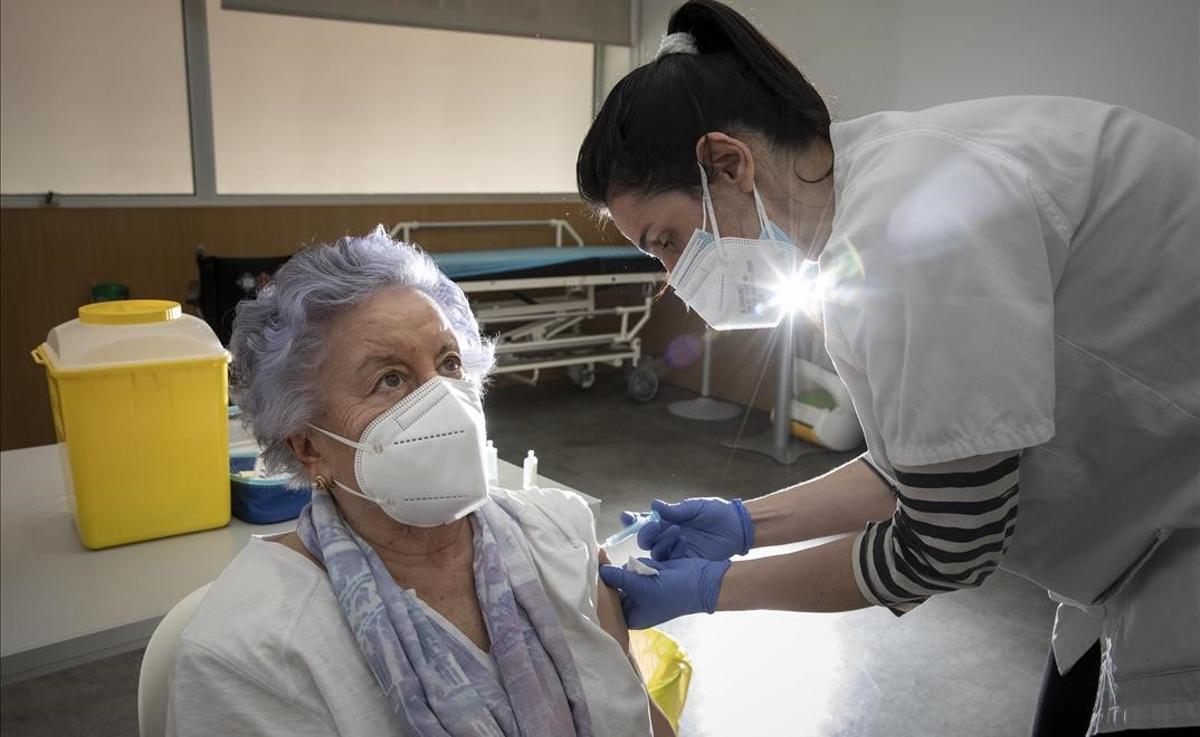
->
[313,475,328,491]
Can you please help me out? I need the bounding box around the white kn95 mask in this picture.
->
[668,163,804,330]
[308,376,489,527]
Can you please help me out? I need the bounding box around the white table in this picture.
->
[0,444,589,685]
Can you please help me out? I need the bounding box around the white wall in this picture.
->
[639,0,1200,136]
[0,0,194,194]
[207,0,593,194]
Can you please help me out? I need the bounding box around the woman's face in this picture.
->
[305,286,465,490]
[607,188,703,272]
[605,134,835,273]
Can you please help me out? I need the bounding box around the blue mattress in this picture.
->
[431,246,662,281]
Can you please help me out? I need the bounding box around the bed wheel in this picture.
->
[568,365,596,389]
[626,366,659,403]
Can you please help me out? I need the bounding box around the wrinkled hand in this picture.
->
[622,497,754,561]
[598,556,731,629]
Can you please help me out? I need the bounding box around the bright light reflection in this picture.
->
[658,609,847,736]
[652,539,901,735]
[765,263,830,322]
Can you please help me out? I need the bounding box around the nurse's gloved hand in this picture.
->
[626,498,754,562]
[598,557,731,630]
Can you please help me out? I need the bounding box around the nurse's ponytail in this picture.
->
[577,0,830,208]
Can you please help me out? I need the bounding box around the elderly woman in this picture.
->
[167,227,671,737]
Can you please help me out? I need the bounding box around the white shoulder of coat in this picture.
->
[489,486,596,547]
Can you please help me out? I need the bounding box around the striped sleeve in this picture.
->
[852,452,1021,614]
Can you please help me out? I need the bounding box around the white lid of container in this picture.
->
[39,300,228,371]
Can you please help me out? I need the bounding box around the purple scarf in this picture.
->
[295,490,593,737]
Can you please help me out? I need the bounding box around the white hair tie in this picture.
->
[656,31,699,59]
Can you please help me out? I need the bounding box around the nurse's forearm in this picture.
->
[715,535,870,613]
[744,456,896,548]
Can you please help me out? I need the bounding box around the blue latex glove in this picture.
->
[598,556,732,629]
[620,497,754,561]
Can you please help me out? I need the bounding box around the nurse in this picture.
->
[580,1,1199,735]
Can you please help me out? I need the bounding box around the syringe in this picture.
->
[601,510,661,549]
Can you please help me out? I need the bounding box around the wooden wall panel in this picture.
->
[0,201,784,451]
[0,201,618,450]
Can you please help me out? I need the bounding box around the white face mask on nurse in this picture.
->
[605,132,836,329]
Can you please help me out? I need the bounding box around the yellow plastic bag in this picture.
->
[629,628,692,731]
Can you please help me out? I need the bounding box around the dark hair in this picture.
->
[576,0,830,209]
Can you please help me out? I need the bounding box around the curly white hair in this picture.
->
[229,225,494,484]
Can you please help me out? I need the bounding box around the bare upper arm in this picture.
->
[595,547,630,651]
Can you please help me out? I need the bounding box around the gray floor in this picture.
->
[484,376,866,542]
[1,375,1057,737]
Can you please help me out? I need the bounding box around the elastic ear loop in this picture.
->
[753,185,794,275]
[305,425,391,509]
[330,478,381,505]
[308,423,371,453]
[697,163,721,241]
[700,162,786,265]
[751,186,772,243]
[305,424,381,502]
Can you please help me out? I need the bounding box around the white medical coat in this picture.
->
[819,96,1199,734]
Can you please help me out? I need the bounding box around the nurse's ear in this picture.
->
[696,132,757,194]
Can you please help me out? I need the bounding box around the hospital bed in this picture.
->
[191,220,666,402]
[389,219,667,402]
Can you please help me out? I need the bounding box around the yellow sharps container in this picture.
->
[31,300,231,549]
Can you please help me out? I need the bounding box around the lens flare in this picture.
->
[665,333,704,370]
[766,262,826,315]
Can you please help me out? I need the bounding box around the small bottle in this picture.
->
[485,440,499,484]
[522,450,538,490]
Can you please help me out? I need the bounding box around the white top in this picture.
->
[42,312,225,370]
[822,96,1199,733]
[166,486,653,737]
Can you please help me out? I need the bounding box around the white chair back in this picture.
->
[137,583,212,737]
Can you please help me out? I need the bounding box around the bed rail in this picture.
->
[388,219,585,248]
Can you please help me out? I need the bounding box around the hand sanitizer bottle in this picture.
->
[522,450,538,490]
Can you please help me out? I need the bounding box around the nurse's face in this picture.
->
[608,178,764,273]
[607,133,836,272]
